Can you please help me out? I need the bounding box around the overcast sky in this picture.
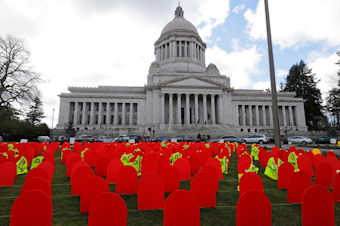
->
[1,0,339,128]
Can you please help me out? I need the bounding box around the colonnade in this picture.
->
[160,93,222,125]
[237,104,297,127]
[70,102,138,127]
[156,40,205,63]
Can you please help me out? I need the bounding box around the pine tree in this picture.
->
[281,60,323,130]
[25,96,45,124]
[64,121,76,137]
[326,51,340,127]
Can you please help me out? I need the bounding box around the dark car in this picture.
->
[57,136,70,145]
[115,135,144,143]
[268,135,288,144]
[155,136,171,142]
[313,137,331,144]
[175,135,198,142]
[38,136,51,143]
[76,135,95,143]
[199,134,211,141]
[217,135,244,144]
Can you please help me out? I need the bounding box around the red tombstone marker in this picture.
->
[261,152,272,168]
[138,172,164,210]
[315,161,333,187]
[25,167,49,183]
[66,155,82,177]
[174,158,191,181]
[71,166,95,195]
[236,190,271,226]
[80,176,110,213]
[287,170,312,203]
[88,192,127,226]
[206,157,223,180]
[313,154,325,168]
[277,149,286,161]
[201,164,219,192]
[163,190,200,226]
[70,161,89,184]
[258,148,267,163]
[305,151,314,167]
[95,157,110,177]
[65,152,79,167]
[194,151,207,167]
[10,189,52,226]
[41,153,55,171]
[115,165,138,194]
[190,172,216,208]
[21,177,52,200]
[326,151,336,158]
[187,155,200,175]
[282,151,289,163]
[277,162,295,189]
[333,172,340,203]
[239,172,263,197]
[297,155,314,176]
[238,155,252,171]
[160,165,180,193]
[141,158,158,175]
[38,161,54,184]
[302,185,335,226]
[271,146,279,157]
[0,161,16,187]
[326,155,340,177]
[61,149,72,164]
[106,159,124,184]
[157,154,170,174]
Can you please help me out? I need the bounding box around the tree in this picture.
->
[326,51,340,127]
[25,96,45,124]
[0,35,42,110]
[281,60,324,130]
[64,121,76,137]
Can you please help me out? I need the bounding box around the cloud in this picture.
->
[244,0,340,49]
[276,69,287,77]
[206,43,263,89]
[253,81,270,90]
[232,4,245,14]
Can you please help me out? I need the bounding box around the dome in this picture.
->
[160,6,198,37]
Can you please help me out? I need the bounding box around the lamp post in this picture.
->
[153,125,155,140]
[51,108,55,141]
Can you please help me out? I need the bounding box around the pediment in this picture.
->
[159,76,223,88]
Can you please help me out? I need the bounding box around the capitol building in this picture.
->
[56,6,307,136]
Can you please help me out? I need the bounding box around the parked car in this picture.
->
[95,136,113,143]
[217,135,244,144]
[155,136,171,142]
[0,136,2,142]
[243,134,269,144]
[38,136,51,143]
[175,135,198,142]
[57,136,70,145]
[268,135,288,144]
[114,135,144,143]
[199,134,211,141]
[76,135,95,143]
[288,136,313,144]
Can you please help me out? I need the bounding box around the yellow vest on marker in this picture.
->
[120,153,134,166]
[170,152,182,165]
[288,152,298,169]
[131,155,142,176]
[216,155,229,174]
[31,156,45,169]
[16,156,28,175]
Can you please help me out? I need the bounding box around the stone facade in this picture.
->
[56,6,308,136]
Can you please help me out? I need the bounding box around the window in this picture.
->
[126,115,130,125]
[133,115,137,125]
[103,115,106,124]
[112,104,115,111]
[127,104,130,112]
[134,103,138,112]
[96,104,99,111]
[87,115,90,124]
[119,104,122,112]
[111,116,114,124]
[119,115,122,125]
[104,104,107,111]
[95,115,98,124]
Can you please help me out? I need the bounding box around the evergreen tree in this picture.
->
[281,60,323,130]
[64,121,76,137]
[326,51,340,127]
[25,96,45,124]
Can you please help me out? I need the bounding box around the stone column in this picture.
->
[156,47,160,62]
[197,46,199,60]
[165,43,168,59]
[185,94,190,124]
[242,105,246,126]
[169,42,172,57]
[106,102,111,125]
[219,94,223,124]
[203,50,205,65]
[203,94,207,124]
[236,105,239,126]
[114,103,118,125]
[262,106,266,126]
[177,93,181,124]
[129,103,133,125]
[160,93,165,124]
[249,105,253,126]
[82,102,86,125]
[90,102,95,125]
[269,106,273,126]
[200,47,203,62]
[194,94,199,124]
[98,102,103,125]
[160,45,163,61]
[184,42,187,57]
[73,102,78,125]
[211,95,215,124]
[173,41,177,57]
[169,94,173,124]
[282,106,287,126]
[179,41,182,57]
[122,103,126,125]
[255,105,259,126]
[289,106,294,127]
[193,43,196,58]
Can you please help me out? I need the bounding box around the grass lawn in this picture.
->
[1,148,340,225]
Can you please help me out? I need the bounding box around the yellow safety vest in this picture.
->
[120,153,134,166]
[131,155,142,176]
[31,156,45,169]
[288,152,298,169]
[251,147,260,160]
[264,157,283,180]
[237,163,258,191]
[2,152,8,159]
[216,155,229,174]
[8,144,14,151]
[16,156,28,175]
[205,143,211,148]
[80,148,89,161]
[170,152,182,165]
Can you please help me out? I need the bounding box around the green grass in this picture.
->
[1,149,340,225]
